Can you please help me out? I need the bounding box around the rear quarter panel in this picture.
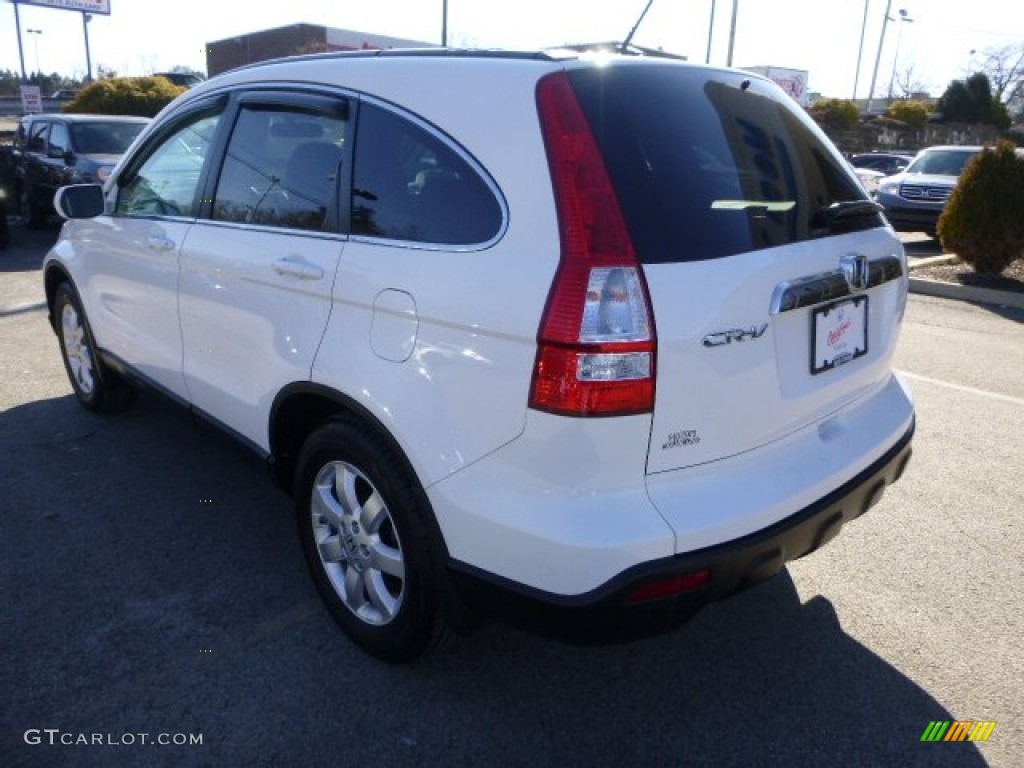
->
[308,59,563,487]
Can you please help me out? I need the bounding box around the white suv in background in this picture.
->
[44,50,914,661]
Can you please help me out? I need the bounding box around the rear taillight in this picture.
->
[529,72,656,417]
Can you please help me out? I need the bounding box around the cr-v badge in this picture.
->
[702,323,769,347]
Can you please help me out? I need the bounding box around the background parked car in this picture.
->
[154,71,205,88]
[13,113,149,227]
[875,145,982,236]
[849,152,914,176]
[849,164,886,196]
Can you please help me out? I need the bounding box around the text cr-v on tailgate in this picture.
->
[43,50,914,662]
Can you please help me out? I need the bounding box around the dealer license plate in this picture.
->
[811,296,868,374]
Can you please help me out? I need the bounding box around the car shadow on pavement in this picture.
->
[0,221,61,273]
[0,392,989,768]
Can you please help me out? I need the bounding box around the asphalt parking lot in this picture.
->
[2,224,1022,767]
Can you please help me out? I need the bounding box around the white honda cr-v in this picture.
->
[44,49,914,661]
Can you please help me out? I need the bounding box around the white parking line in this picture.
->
[896,370,1024,407]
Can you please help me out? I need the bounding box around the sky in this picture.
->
[2,0,1022,99]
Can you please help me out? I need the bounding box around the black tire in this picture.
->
[294,417,449,662]
[54,282,134,412]
[20,187,48,230]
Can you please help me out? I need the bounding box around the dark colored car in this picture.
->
[154,72,205,88]
[13,113,149,227]
[849,152,914,176]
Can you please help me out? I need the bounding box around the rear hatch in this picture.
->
[568,64,907,473]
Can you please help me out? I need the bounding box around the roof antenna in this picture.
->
[621,0,655,54]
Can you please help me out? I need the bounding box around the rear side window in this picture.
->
[351,103,502,246]
[568,67,874,263]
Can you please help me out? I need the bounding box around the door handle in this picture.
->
[147,236,175,252]
[273,257,324,280]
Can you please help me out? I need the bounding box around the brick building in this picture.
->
[206,24,434,76]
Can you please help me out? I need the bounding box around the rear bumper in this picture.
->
[448,418,914,643]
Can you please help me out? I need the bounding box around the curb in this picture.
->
[908,277,1024,310]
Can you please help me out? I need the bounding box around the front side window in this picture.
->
[26,122,48,154]
[116,112,221,218]
[351,103,502,246]
[48,123,70,156]
[212,106,347,232]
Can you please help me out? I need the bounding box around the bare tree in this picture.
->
[894,64,929,98]
[977,43,1024,103]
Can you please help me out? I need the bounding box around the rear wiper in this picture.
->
[819,200,883,222]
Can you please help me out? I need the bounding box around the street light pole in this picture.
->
[886,9,913,101]
[13,1,29,82]
[705,0,716,64]
[82,13,94,82]
[865,0,893,115]
[441,0,448,47]
[27,29,43,76]
[852,0,870,100]
[726,0,738,67]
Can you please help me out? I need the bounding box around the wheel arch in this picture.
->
[43,262,75,334]
[270,382,422,501]
[272,381,477,634]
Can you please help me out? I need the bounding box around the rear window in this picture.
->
[568,66,876,263]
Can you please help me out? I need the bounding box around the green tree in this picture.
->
[938,73,1010,128]
[886,100,929,130]
[808,98,859,132]
[63,76,185,117]
[938,141,1024,273]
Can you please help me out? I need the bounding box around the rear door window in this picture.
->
[212,104,347,232]
[568,66,875,263]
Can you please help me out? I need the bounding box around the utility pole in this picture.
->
[726,0,738,66]
[865,0,892,115]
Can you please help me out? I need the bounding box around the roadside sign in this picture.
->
[20,85,43,114]
[14,0,111,15]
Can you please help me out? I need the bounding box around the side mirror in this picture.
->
[54,184,105,219]
[47,145,66,160]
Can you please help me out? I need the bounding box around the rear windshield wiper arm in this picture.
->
[820,200,883,222]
